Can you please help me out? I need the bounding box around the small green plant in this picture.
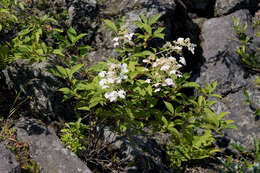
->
[232,16,260,72]
[0,0,24,32]
[61,118,88,153]
[233,17,260,118]
[218,138,260,173]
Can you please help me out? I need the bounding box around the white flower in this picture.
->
[109,64,118,70]
[179,57,186,65]
[118,89,126,99]
[99,79,107,87]
[143,59,149,63]
[188,43,196,54]
[116,78,122,84]
[113,42,119,47]
[113,37,119,42]
[168,56,176,61]
[104,91,118,102]
[164,78,175,86]
[154,88,161,92]
[177,37,184,45]
[119,73,128,80]
[154,83,161,87]
[107,78,115,84]
[160,64,171,71]
[152,62,158,68]
[124,33,134,41]
[102,85,109,89]
[98,71,106,77]
[145,79,151,83]
[120,63,128,73]
[174,46,182,51]
[176,73,183,78]
[177,64,182,68]
[169,70,176,75]
[113,37,120,48]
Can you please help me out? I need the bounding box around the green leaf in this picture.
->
[104,19,117,32]
[77,106,90,111]
[164,101,174,114]
[143,24,152,35]
[182,82,200,88]
[140,14,147,24]
[53,49,65,57]
[71,64,84,75]
[198,96,204,107]
[146,85,152,96]
[72,33,87,45]
[88,62,107,72]
[161,115,168,126]
[56,65,68,77]
[67,27,77,43]
[149,14,161,25]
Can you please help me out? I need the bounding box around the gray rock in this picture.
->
[195,9,254,95]
[3,58,73,121]
[67,0,98,44]
[211,77,260,150]
[0,143,21,173]
[214,0,258,16]
[102,127,172,173]
[194,9,260,150]
[88,0,188,65]
[15,118,92,173]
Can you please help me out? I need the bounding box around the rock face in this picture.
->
[3,59,73,121]
[195,9,253,95]
[195,9,260,149]
[0,143,21,173]
[67,0,188,65]
[102,127,172,173]
[214,0,258,16]
[15,118,92,173]
[212,77,260,149]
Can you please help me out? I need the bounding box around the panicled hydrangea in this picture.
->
[141,37,197,93]
[112,33,134,48]
[104,90,126,102]
[98,62,129,102]
[173,37,196,54]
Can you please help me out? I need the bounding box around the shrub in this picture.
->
[54,14,236,170]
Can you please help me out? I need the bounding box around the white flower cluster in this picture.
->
[98,63,128,89]
[141,37,197,93]
[104,90,126,102]
[173,38,196,54]
[150,56,184,77]
[98,63,128,102]
[142,56,184,92]
[112,33,134,48]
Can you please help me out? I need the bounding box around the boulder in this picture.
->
[0,143,21,173]
[195,9,254,95]
[214,0,258,16]
[67,0,188,65]
[102,127,172,173]
[3,59,73,121]
[194,9,260,149]
[15,118,92,173]
[212,77,260,150]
